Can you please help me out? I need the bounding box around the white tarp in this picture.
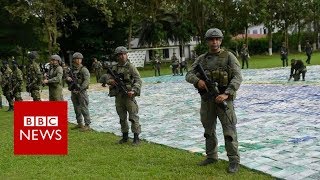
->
[128,50,146,67]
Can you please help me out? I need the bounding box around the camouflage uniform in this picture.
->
[240,44,249,69]
[11,62,23,101]
[280,44,288,67]
[0,70,3,109]
[186,28,242,173]
[107,46,142,145]
[290,59,307,81]
[92,59,103,83]
[305,42,313,64]
[108,61,142,133]
[153,56,161,76]
[1,62,14,111]
[62,62,69,87]
[46,55,64,101]
[171,54,179,75]
[68,52,91,128]
[26,53,42,101]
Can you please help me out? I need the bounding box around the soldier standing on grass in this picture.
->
[1,60,14,111]
[26,52,42,101]
[280,42,288,67]
[67,52,91,132]
[186,28,242,173]
[153,54,161,76]
[11,61,23,102]
[171,53,180,76]
[92,57,103,83]
[0,68,3,109]
[106,46,142,145]
[42,55,64,101]
[240,44,249,69]
[305,41,313,64]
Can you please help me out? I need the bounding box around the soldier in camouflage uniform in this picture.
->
[92,57,103,83]
[289,59,307,81]
[280,42,288,67]
[11,61,23,102]
[67,52,91,132]
[106,46,142,145]
[0,69,2,109]
[171,53,180,76]
[240,44,249,69]
[186,28,242,173]
[1,60,14,111]
[305,41,313,64]
[43,55,64,101]
[26,52,42,101]
[61,61,69,87]
[153,54,161,76]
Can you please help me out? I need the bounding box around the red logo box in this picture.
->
[14,101,68,155]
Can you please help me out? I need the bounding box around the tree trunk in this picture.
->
[297,22,301,52]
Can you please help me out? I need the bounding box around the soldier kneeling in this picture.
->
[289,59,307,81]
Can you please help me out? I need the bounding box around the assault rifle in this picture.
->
[194,63,228,110]
[67,67,80,91]
[106,66,128,94]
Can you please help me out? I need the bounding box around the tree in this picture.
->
[6,0,75,54]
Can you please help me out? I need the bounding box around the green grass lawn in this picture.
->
[134,52,320,78]
[0,109,273,179]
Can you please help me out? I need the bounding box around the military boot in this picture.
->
[228,162,239,173]
[198,158,218,166]
[7,105,14,112]
[118,132,128,144]
[71,123,84,130]
[80,125,91,132]
[132,133,140,145]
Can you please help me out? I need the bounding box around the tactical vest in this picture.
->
[73,66,84,85]
[199,50,232,89]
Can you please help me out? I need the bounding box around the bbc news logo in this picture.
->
[20,116,62,141]
[14,102,68,155]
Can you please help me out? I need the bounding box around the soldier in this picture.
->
[1,60,14,111]
[171,52,180,76]
[106,46,142,145]
[0,69,2,109]
[240,44,249,69]
[191,50,198,63]
[153,54,161,76]
[280,42,288,67]
[92,57,103,83]
[179,59,188,76]
[43,55,64,101]
[186,28,242,173]
[61,61,69,87]
[11,61,23,102]
[289,59,307,81]
[26,52,42,101]
[67,52,91,131]
[305,41,313,64]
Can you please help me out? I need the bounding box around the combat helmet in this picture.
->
[28,51,38,60]
[205,28,224,39]
[115,46,128,54]
[72,52,84,59]
[50,54,62,62]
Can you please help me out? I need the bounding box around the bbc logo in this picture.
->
[24,116,58,127]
